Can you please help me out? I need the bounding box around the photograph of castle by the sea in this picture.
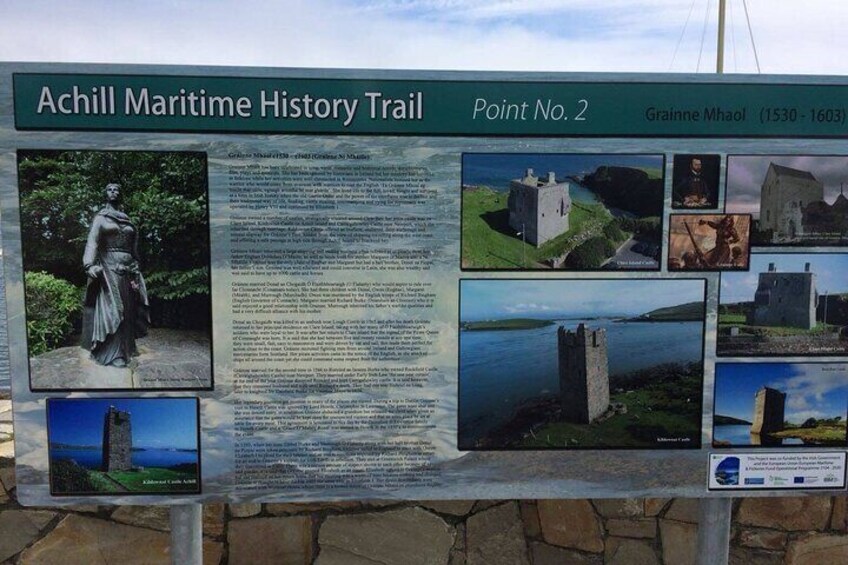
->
[47,397,201,495]
[461,153,664,271]
[725,155,848,246]
[713,363,848,448]
[458,278,706,450]
[717,253,848,357]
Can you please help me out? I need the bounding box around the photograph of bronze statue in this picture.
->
[17,150,212,391]
[667,214,751,271]
[81,183,150,367]
[671,154,720,209]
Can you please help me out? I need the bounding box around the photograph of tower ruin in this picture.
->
[458,278,706,450]
[46,397,200,495]
[461,153,664,271]
[717,253,848,356]
[713,363,848,447]
[668,214,751,271]
[725,155,848,246]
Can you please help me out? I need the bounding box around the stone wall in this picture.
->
[1,399,846,564]
[749,270,816,330]
[559,324,610,424]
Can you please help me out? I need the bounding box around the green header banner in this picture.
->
[13,72,848,136]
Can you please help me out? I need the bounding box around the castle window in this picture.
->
[766,210,770,222]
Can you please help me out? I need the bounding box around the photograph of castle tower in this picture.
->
[725,155,848,246]
[461,153,664,271]
[713,363,848,447]
[717,254,848,356]
[47,398,200,495]
[458,278,706,450]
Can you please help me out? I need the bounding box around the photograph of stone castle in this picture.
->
[718,253,848,356]
[458,278,706,450]
[713,363,848,447]
[461,153,664,270]
[46,398,201,495]
[725,155,848,246]
[667,214,751,271]
[17,150,213,391]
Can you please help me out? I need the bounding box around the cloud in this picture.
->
[2,1,848,74]
[504,303,551,314]
[770,364,848,418]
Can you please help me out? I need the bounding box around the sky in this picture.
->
[460,278,705,320]
[726,155,848,217]
[720,253,848,304]
[47,398,199,449]
[2,1,848,74]
[714,362,848,424]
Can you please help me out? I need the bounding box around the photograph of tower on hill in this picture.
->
[717,254,848,356]
[458,278,706,450]
[461,153,664,271]
[47,398,200,495]
[725,155,848,246]
[713,363,848,447]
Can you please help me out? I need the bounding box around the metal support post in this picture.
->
[697,497,732,565]
[170,504,203,565]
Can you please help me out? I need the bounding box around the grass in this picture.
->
[462,319,554,331]
[461,187,616,269]
[718,315,839,337]
[719,313,746,324]
[639,167,664,180]
[773,422,847,445]
[518,365,702,449]
[86,467,199,493]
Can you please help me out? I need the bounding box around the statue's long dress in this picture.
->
[81,208,150,366]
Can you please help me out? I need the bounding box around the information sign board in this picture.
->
[2,63,847,505]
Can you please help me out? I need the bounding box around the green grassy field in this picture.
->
[640,167,664,180]
[518,365,701,448]
[772,422,847,445]
[462,318,554,331]
[87,467,199,493]
[461,187,614,269]
[717,315,839,337]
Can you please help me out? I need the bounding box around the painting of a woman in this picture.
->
[81,183,150,367]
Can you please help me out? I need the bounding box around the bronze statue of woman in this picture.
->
[81,183,150,367]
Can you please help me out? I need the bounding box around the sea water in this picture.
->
[458,318,703,444]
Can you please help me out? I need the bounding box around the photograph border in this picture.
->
[457,276,708,451]
[459,151,667,273]
[712,361,848,449]
[723,152,848,249]
[16,148,215,393]
[46,396,203,497]
[667,212,752,272]
[670,153,722,211]
[716,251,848,358]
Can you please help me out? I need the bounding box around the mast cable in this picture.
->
[728,0,738,72]
[697,0,713,72]
[742,0,761,72]
[670,0,699,70]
